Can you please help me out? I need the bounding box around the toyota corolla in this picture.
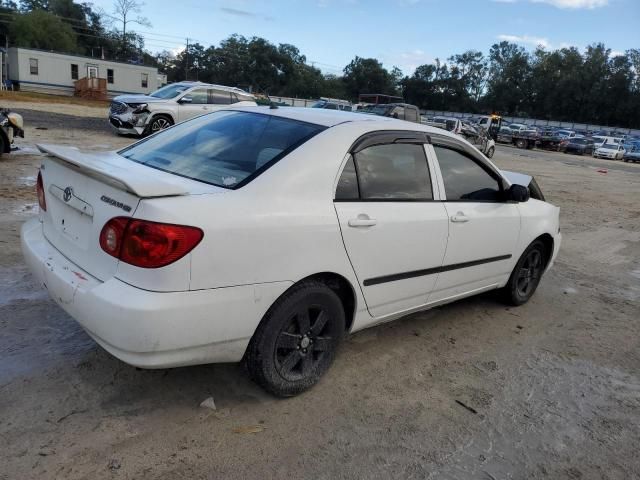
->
[21,107,561,396]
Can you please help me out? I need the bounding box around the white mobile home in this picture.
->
[7,47,159,97]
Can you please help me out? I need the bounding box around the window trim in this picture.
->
[334,134,436,202]
[431,143,507,203]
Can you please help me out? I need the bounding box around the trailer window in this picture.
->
[141,73,148,88]
[107,69,114,84]
[71,64,78,80]
[29,58,38,75]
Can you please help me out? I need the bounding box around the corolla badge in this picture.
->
[63,187,73,202]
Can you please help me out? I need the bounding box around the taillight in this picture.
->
[36,170,47,211]
[100,217,203,268]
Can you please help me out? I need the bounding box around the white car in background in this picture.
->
[593,143,625,160]
[108,81,257,136]
[22,107,561,397]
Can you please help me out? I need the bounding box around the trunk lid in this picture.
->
[38,144,224,282]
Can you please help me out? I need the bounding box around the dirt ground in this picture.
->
[1,106,639,480]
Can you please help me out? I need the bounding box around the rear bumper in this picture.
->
[21,218,291,368]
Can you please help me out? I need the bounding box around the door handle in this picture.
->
[450,212,469,223]
[348,214,377,228]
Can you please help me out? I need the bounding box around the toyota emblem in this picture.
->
[63,187,73,202]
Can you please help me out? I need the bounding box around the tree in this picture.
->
[9,9,77,51]
[342,56,397,100]
[110,0,150,56]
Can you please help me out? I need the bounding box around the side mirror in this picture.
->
[392,112,399,119]
[507,184,530,202]
[178,96,192,104]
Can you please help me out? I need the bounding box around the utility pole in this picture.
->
[185,37,189,81]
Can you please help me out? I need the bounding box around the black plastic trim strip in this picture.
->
[363,254,512,287]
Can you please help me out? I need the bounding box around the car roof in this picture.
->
[227,106,401,127]
[175,81,252,95]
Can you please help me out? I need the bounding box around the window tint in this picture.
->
[325,103,338,110]
[187,89,208,104]
[354,143,432,200]
[141,73,148,88]
[71,64,78,80]
[107,69,114,84]
[211,90,231,105]
[29,58,38,75]
[434,146,501,201]
[119,111,324,189]
[335,156,359,200]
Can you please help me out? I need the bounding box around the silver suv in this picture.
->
[109,81,257,136]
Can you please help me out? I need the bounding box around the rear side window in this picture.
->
[349,143,432,200]
[119,111,324,189]
[335,156,359,200]
[434,146,501,201]
[211,90,231,104]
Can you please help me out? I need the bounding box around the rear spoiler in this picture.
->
[37,144,189,198]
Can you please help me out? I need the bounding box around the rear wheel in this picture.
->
[502,240,547,306]
[245,281,345,397]
[516,139,526,149]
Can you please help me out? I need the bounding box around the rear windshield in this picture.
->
[119,111,325,189]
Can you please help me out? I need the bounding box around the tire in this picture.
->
[486,146,495,159]
[145,114,173,136]
[0,134,5,157]
[516,139,526,149]
[501,240,547,306]
[245,281,346,397]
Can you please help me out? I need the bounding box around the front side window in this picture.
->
[405,108,418,122]
[71,64,78,80]
[29,58,38,75]
[352,143,432,200]
[185,88,208,104]
[119,111,324,189]
[141,73,148,88]
[392,107,405,120]
[434,146,501,201]
[107,69,114,84]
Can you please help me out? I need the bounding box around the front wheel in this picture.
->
[516,139,526,149]
[145,115,173,136]
[486,146,495,158]
[501,240,547,306]
[245,281,345,397]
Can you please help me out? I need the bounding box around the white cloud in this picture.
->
[531,0,608,8]
[610,50,624,57]
[498,34,551,48]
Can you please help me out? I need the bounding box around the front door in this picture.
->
[87,65,98,78]
[334,140,449,318]
[428,144,520,301]
[177,88,211,122]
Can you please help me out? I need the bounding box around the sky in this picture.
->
[89,0,639,75]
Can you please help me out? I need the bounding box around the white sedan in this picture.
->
[21,107,561,396]
[593,143,625,160]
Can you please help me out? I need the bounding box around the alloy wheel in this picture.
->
[516,248,543,298]
[275,305,334,381]
[151,117,171,132]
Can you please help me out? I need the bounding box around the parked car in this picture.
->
[593,143,625,160]
[556,129,576,139]
[23,107,561,397]
[311,97,353,111]
[497,127,539,149]
[109,81,257,136]
[0,108,24,156]
[558,137,595,155]
[359,103,421,123]
[623,146,640,163]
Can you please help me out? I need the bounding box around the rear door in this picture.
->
[334,134,449,318]
[428,144,520,300]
